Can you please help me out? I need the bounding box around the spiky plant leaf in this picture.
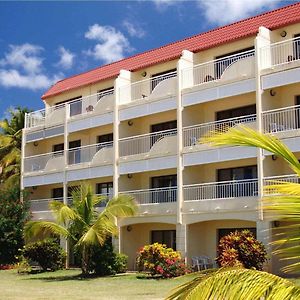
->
[49,200,82,225]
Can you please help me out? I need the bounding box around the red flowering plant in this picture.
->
[136,243,190,278]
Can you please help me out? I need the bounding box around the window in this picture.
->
[215,47,254,79]
[52,143,64,157]
[97,133,113,144]
[151,175,177,203]
[294,34,300,61]
[218,165,257,181]
[151,120,177,133]
[151,69,177,91]
[151,230,176,250]
[52,188,63,199]
[216,105,256,121]
[97,87,114,101]
[96,182,113,195]
[68,140,81,164]
[295,95,300,129]
[56,96,82,117]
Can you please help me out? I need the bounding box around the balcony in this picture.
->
[119,71,177,105]
[68,142,113,167]
[182,49,255,91]
[263,174,299,194]
[183,114,257,149]
[263,105,300,138]
[119,129,177,161]
[24,150,65,174]
[183,178,258,213]
[261,37,300,72]
[25,90,114,130]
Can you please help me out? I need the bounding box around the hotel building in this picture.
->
[21,3,300,274]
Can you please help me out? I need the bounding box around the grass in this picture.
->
[0,269,198,300]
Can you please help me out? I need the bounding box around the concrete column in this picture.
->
[256,220,272,272]
[20,126,26,197]
[255,27,272,221]
[176,223,188,263]
[113,70,132,253]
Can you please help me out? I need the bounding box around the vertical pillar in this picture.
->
[20,126,26,199]
[176,50,194,262]
[255,27,272,221]
[112,70,132,253]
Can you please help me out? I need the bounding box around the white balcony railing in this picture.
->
[68,89,114,118]
[120,186,177,205]
[263,105,300,133]
[30,193,112,212]
[183,114,257,147]
[182,49,255,88]
[119,129,177,157]
[261,36,300,69]
[184,178,258,201]
[119,71,177,103]
[263,174,299,195]
[68,141,113,165]
[24,150,64,173]
[26,103,66,129]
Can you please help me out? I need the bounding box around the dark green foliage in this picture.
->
[0,187,29,264]
[217,230,267,270]
[22,239,66,271]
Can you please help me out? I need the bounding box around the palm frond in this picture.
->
[24,221,70,240]
[166,268,300,300]
[49,200,82,225]
[203,125,300,177]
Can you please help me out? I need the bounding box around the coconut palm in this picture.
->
[0,106,29,187]
[167,126,300,299]
[24,185,137,274]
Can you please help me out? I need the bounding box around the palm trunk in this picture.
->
[81,245,89,275]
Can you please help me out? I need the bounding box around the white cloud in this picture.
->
[198,0,280,25]
[56,46,75,69]
[0,43,62,90]
[123,20,145,38]
[84,24,133,63]
[152,0,179,8]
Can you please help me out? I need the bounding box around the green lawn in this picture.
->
[0,269,197,300]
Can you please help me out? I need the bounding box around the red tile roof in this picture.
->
[42,2,300,100]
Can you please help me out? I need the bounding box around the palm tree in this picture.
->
[0,106,29,187]
[167,125,300,299]
[24,185,137,274]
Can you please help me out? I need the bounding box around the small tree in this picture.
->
[217,230,267,270]
[0,187,29,265]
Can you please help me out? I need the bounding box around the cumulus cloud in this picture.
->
[84,24,133,63]
[123,20,145,38]
[56,46,75,69]
[198,0,280,25]
[0,43,62,90]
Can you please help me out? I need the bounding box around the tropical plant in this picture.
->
[0,106,29,187]
[24,185,137,274]
[217,229,267,270]
[166,268,300,300]
[137,243,189,278]
[0,186,29,265]
[21,239,66,271]
[167,126,300,299]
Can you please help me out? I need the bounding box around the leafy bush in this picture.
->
[0,187,29,265]
[217,230,267,270]
[22,239,66,271]
[83,239,128,276]
[137,243,189,278]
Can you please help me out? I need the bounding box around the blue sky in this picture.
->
[0,0,295,116]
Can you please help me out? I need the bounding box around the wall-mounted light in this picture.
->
[126,225,132,232]
[127,120,133,126]
[270,89,276,97]
[127,174,133,179]
[280,30,287,37]
[33,141,39,146]
[141,71,147,77]
[272,154,277,161]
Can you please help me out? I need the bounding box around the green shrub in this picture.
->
[137,243,189,278]
[217,230,267,270]
[84,239,128,276]
[22,239,66,271]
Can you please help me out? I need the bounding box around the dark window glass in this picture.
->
[151,69,177,91]
[68,140,81,164]
[293,34,300,60]
[216,105,256,121]
[96,182,113,207]
[97,87,114,100]
[151,230,176,250]
[56,96,82,117]
[151,175,177,203]
[215,47,254,79]
[97,133,113,144]
[52,143,64,157]
[151,120,177,133]
[52,188,63,199]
